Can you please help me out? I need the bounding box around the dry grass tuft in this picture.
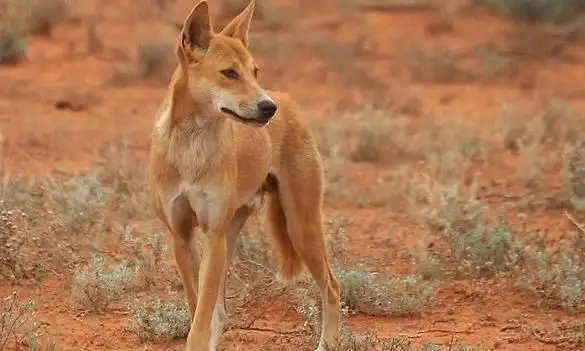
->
[413,176,525,279]
[72,254,136,313]
[562,139,585,211]
[138,43,174,77]
[0,32,25,65]
[43,171,113,235]
[0,0,27,64]
[26,0,66,36]
[0,201,34,280]
[128,290,190,342]
[295,290,415,350]
[350,108,395,162]
[121,225,170,289]
[296,214,436,336]
[335,267,436,317]
[0,292,56,351]
[522,227,585,312]
[477,0,580,22]
[0,0,66,64]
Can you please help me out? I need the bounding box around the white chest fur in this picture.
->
[164,179,264,234]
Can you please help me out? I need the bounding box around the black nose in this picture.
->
[257,100,277,119]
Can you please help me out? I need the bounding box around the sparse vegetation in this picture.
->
[413,177,525,279]
[44,171,113,235]
[303,215,436,321]
[128,290,190,342]
[562,139,585,212]
[0,0,67,64]
[0,0,27,57]
[26,0,67,35]
[477,0,580,22]
[295,290,415,350]
[335,267,436,317]
[408,49,469,84]
[501,100,585,153]
[419,118,486,181]
[0,201,31,280]
[72,254,136,313]
[522,228,585,312]
[121,225,170,289]
[226,230,285,323]
[0,31,25,64]
[138,43,174,77]
[350,107,394,162]
[0,293,43,351]
[4,0,585,348]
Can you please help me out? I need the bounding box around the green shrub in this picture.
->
[0,32,25,64]
[478,0,579,22]
[128,291,190,342]
[72,254,136,313]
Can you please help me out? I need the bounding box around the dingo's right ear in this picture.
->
[177,0,214,64]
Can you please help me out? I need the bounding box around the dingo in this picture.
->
[147,1,341,350]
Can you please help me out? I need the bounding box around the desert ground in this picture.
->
[3,0,585,350]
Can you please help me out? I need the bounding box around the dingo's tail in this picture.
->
[265,185,304,280]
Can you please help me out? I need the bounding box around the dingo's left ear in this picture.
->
[220,0,255,47]
[177,0,214,65]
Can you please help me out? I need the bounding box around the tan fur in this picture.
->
[147,1,341,350]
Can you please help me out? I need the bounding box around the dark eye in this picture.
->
[253,67,259,78]
[220,68,239,80]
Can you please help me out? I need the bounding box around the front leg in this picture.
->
[185,187,235,351]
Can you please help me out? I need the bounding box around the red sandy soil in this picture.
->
[2,0,585,350]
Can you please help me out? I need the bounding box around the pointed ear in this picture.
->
[219,0,255,47]
[178,0,214,57]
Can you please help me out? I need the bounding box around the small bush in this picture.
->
[419,118,486,181]
[101,165,151,221]
[350,107,395,162]
[414,178,525,279]
[501,101,583,152]
[414,177,483,233]
[138,43,173,77]
[128,291,190,342]
[0,293,42,351]
[232,233,274,282]
[72,254,136,313]
[26,0,67,35]
[442,221,525,279]
[478,0,579,22]
[562,139,585,211]
[0,32,25,64]
[44,171,113,234]
[312,121,350,200]
[407,49,470,84]
[0,201,32,280]
[523,230,585,312]
[312,122,349,159]
[0,0,27,64]
[121,225,169,289]
[295,291,414,350]
[335,267,436,317]
[324,216,436,317]
[337,325,413,351]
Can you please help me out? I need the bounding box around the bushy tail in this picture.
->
[265,189,304,281]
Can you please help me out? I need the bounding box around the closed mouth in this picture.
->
[221,108,269,126]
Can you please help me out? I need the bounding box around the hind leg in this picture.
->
[277,170,341,350]
[289,213,340,350]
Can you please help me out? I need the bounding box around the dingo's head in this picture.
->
[175,0,276,126]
